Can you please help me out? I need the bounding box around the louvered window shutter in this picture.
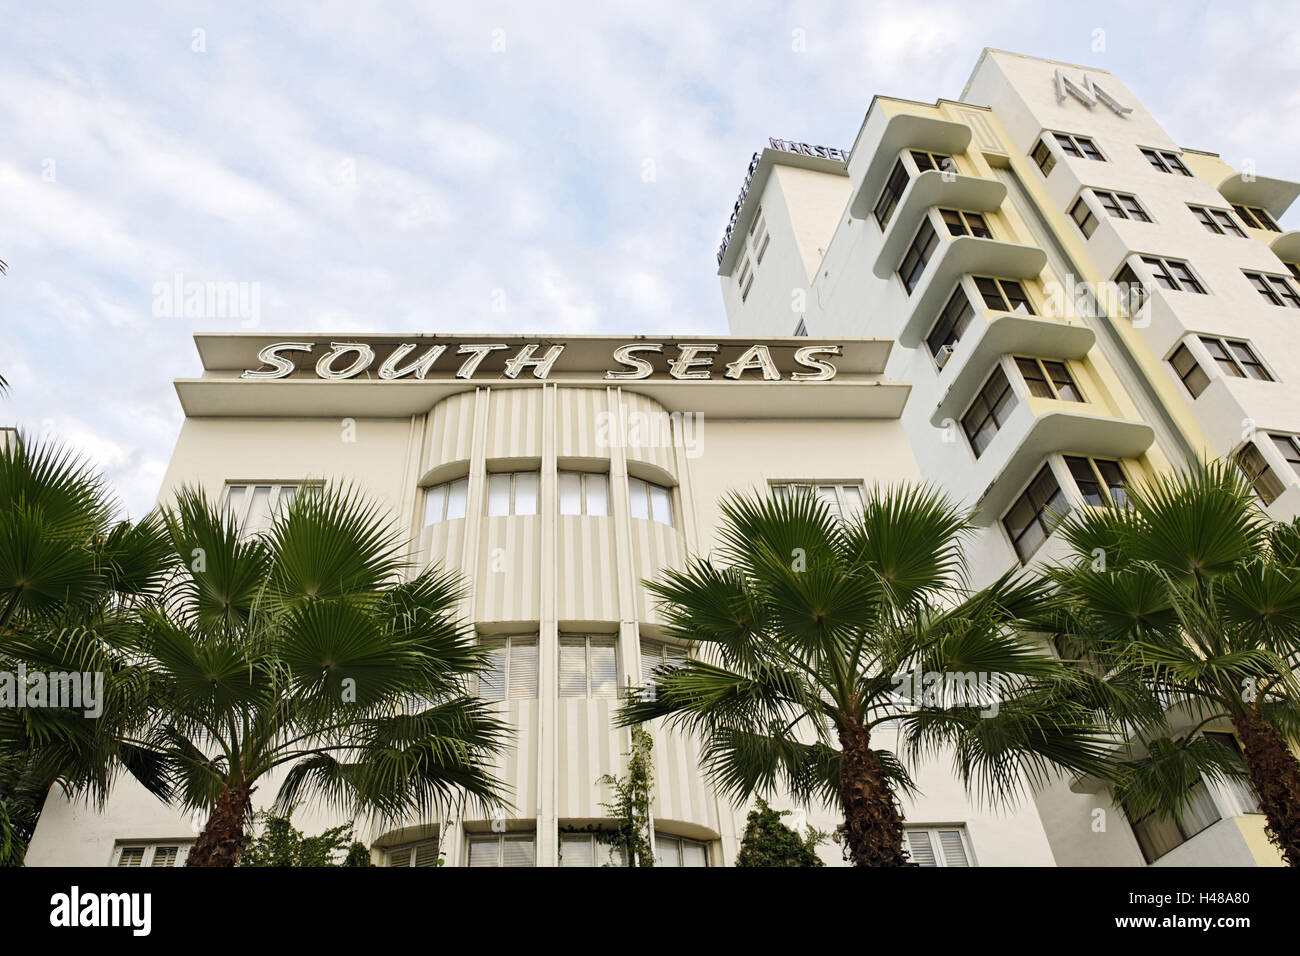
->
[467,838,498,867]
[151,846,179,867]
[478,641,506,700]
[388,846,412,867]
[413,841,439,867]
[559,639,587,697]
[560,834,593,867]
[509,639,538,698]
[938,830,968,867]
[640,640,661,683]
[118,847,145,867]
[589,640,617,698]
[502,836,535,867]
[905,830,937,866]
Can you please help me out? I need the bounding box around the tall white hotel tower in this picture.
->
[27,50,1299,867]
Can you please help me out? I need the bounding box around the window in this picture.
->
[1235,442,1286,505]
[486,471,539,516]
[874,158,910,228]
[1069,197,1097,238]
[1092,189,1151,223]
[961,366,1017,457]
[1112,264,1148,316]
[794,318,808,336]
[466,832,535,867]
[1233,204,1281,232]
[1203,732,1263,814]
[224,483,307,534]
[559,832,627,867]
[772,482,865,519]
[559,635,618,699]
[1244,271,1300,309]
[1030,138,1056,176]
[926,287,976,361]
[940,208,992,239]
[898,219,939,294]
[904,827,973,867]
[1199,336,1272,381]
[424,477,469,525]
[1168,343,1210,398]
[640,638,687,684]
[478,635,538,700]
[1189,205,1247,238]
[1271,434,1300,478]
[1015,357,1084,402]
[1140,256,1206,294]
[737,255,754,303]
[1002,465,1071,562]
[1129,779,1220,863]
[910,150,954,174]
[558,471,609,516]
[1054,132,1104,161]
[1140,147,1192,176]
[114,842,192,867]
[974,277,1035,315]
[749,206,771,264]
[387,839,439,867]
[628,477,673,526]
[654,833,709,867]
[1065,457,1129,508]
[1286,262,1300,284]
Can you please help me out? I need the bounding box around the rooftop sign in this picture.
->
[240,340,843,382]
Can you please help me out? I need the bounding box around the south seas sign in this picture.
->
[241,341,843,382]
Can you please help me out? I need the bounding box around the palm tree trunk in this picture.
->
[186,781,254,867]
[837,723,908,866]
[1230,706,1300,867]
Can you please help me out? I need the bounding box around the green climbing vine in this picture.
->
[599,724,655,867]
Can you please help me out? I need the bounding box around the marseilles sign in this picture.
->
[241,341,842,382]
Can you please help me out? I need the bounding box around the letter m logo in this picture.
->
[1053,69,1133,116]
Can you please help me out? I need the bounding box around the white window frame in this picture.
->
[653,832,710,867]
[112,841,193,867]
[557,470,610,517]
[423,476,470,525]
[771,481,865,520]
[466,832,536,867]
[224,482,311,535]
[486,471,539,517]
[477,634,539,701]
[559,634,619,699]
[559,830,629,867]
[904,826,975,867]
[628,476,674,527]
[639,638,688,686]
[386,838,439,867]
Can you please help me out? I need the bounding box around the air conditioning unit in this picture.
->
[935,345,955,369]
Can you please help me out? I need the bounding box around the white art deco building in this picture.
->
[26,49,1299,867]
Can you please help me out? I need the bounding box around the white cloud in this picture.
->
[1,0,1298,521]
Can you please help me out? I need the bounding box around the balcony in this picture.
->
[929,316,1095,427]
[1270,230,1300,263]
[898,237,1047,348]
[848,114,973,220]
[872,172,1007,278]
[1217,171,1300,221]
[970,409,1154,526]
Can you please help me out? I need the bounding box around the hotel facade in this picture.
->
[26,50,1300,867]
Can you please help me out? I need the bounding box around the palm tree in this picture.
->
[1048,461,1300,866]
[0,435,174,864]
[618,485,1110,866]
[130,485,509,866]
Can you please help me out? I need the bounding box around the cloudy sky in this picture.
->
[2,1,1298,517]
